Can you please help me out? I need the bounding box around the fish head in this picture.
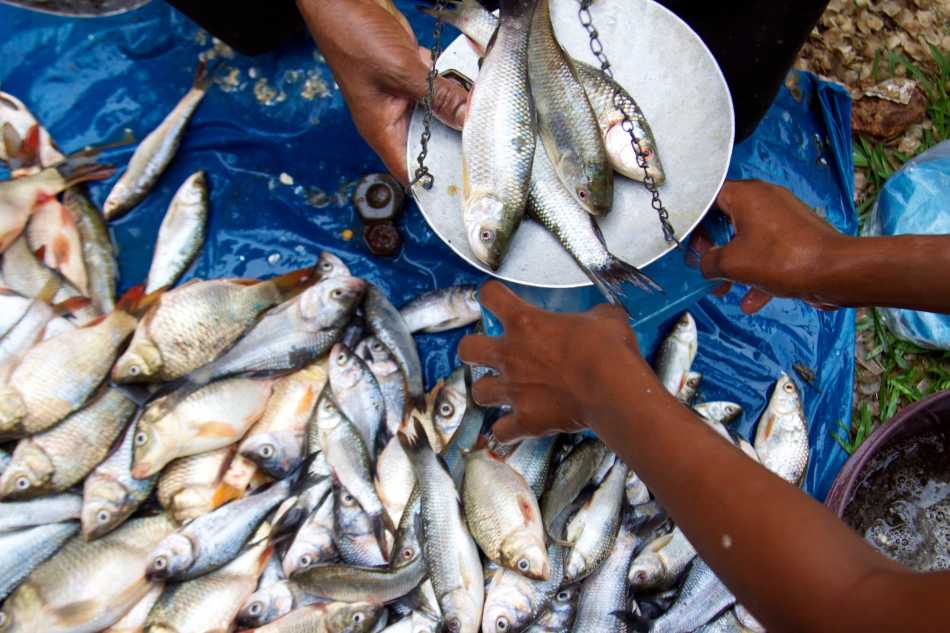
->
[0,443,53,499]
[131,419,174,480]
[329,343,364,389]
[695,401,743,425]
[300,276,367,329]
[80,478,129,540]
[464,196,509,271]
[315,391,345,432]
[316,252,351,279]
[359,337,398,372]
[283,531,336,576]
[325,601,382,633]
[482,576,534,633]
[458,286,481,315]
[146,532,195,581]
[627,552,665,589]
[102,186,128,219]
[112,339,163,383]
[240,432,301,479]
[237,582,294,628]
[575,161,614,217]
[768,373,802,416]
[606,121,665,184]
[671,312,697,351]
[0,387,26,437]
[500,528,549,581]
[432,380,467,445]
[441,589,481,633]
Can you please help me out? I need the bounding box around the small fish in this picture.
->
[144,170,209,293]
[676,371,702,405]
[523,585,579,633]
[431,367,469,447]
[329,343,386,454]
[527,141,659,304]
[292,554,426,605]
[755,373,809,485]
[282,491,337,577]
[626,559,736,633]
[0,513,175,633]
[460,0,536,270]
[243,601,383,633]
[315,251,352,279]
[0,521,78,601]
[145,479,290,581]
[0,388,136,499]
[0,308,137,438]
[26,196,88,294]
[506,436,557,498]
[155,446,234,525]
[399,418,483,633]
[0,287,61,380]
[625,469,651,507]
[113,272,310,383]
[655,313,698,397]
[143,524,271,633]
[81,418,158,540]
[540,438,611,528]
[0,150,113,251]
[0,91,64,169]
[627,527,696,591]
[564,461,627,582]
[357,336,408,438]
[694,401,743,425]
[103,64,210,220]
[572,518,644,633]
[239,365,326,478]
[237,579,321,629]
[365,284,425,412]
[400,286,482,333]
[63,188,117,313]
[463,449,549,580]
[133,377,272,478]
[0,492,82,532]
[335,482,387,567]
[529,0,611,216]
[374,433,416,529]
[102,583,163,633]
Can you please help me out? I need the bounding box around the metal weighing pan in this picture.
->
[407,0,735,288]
[0,0,150,17]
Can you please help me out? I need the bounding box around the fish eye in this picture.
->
[320,261,333,271]
[577,188,588,200]
[128,365,141,376]
[353,613,364,623]
[15,477,29,491]
[331,288,343,299]
[248,602,263,616]
[438,402,454,417]
[557,590,570,601]
[447,618,461,633]
[517,559,529,572]
[401,547,414,560]
[336,352,347,365]
[371,342,383,352]
[134,431,148,446]
[299,555,312,568]
[342,493,354,504]
[259,445,275,459]
[152,556,167,570]
[783,382,795,393]
[97,510,110,524]
[496,616,509,631]
[479,228,494,243]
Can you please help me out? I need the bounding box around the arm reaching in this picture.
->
[459,281,950,633]
[697,180,950,314]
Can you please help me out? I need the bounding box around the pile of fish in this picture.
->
[429,0,666,303]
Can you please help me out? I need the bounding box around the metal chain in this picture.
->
[578,1,679,244]
[411,0,448,190]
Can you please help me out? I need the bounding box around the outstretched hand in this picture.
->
[694,180,846,313]
[297,0,468,184]
[458,281,659,443]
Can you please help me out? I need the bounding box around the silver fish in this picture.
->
[247,601,383,633]
[0,492,82,532]
[460,0,536,270]
[144,170,208,293]
[528,0,611,216]
[431,367,469,447]
[237,579,321,629]
[0,521,78,600]
[329,343,386,454]
[357,336,408,438]
[335,482,387,568]
[694,401,743,425]
[564,460,627,582]
[63,188,117,313]
[365,285,425,412]
[399,286,481,334]
[755,373,809,485]
[292,553,426,605]
[571,519,641,633]
[145,479,290,581]
[540,439,610,528]
[272,452,332,538]
[627,526,697,592]
[103,583,163,633]
[82,420,158,541]
[527,141,659,304]
[645,558,736,633]
[696,610,756,633]
[676,371,702,405]
[282,490,337,577]
[625,469,650,507]
[655,313,698,397]
[523,584,579,633]
[375,433,416,530]
[103,64,210,219]
[0,294,59,381]
[399,419,483,633]
[505,436,557,498]
[0,91,64,169]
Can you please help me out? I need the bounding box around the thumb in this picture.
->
[430,76,468,130]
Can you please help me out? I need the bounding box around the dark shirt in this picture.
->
[166,0,829,142]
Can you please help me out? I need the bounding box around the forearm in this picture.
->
[811,235,950,312]
[590,362,926,633]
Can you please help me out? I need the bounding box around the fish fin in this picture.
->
[18,124,41,169]
[268,265,320,300]
[34,276,61,304]
[54,154,115,188]
[587,254,663,308]
[193,60,212,92]
[372,512,391,563]
[33,244,47,261]
[611,610,651,632]
[82,313,109,327]
[397,415,432,460]
[52,295,92,316]
[116,284,166,317]
[211,482,244,508]
[196,421,238,438]
[50,598,102,628]
[1,122,21,163]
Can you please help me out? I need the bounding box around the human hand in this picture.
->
[693,180,847,313]
[458,281,660,443]
[297,0,468,184]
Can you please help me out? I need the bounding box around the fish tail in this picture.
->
[611,609,651,632]
[193,60,212,93]
[588,255,663,306]
[55,154,115,188]
[397,415,433,464]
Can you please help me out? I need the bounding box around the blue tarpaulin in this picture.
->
[0,1,854,500]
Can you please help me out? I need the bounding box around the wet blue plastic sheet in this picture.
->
[0,4,854,500]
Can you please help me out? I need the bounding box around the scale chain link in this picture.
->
[411,0,448,190]
[578,0,679,244]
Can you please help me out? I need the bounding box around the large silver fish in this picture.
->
[528,0,611,216]
[144,170,208,293]
[292,554,426,605]
[329,343,386,454]
[627,526,696,592]
[755,373,809,485]
[460,0,536,270]
[103,64,210,220]
[0,493,82,532]
[636,558,736,633]
[563,460,627,582]
[0,521,78,600]
[399,286,481,334]
[540,438,611,528]
[245,601,383,633]
[570,518,642,633]
[365,285,425,412]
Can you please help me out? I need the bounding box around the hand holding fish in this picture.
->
[458,280,657,443]
[297,0,468,184]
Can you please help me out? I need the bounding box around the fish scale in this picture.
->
[571,521,641,633]
[648,559,736,633]
[0,522,78,601]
